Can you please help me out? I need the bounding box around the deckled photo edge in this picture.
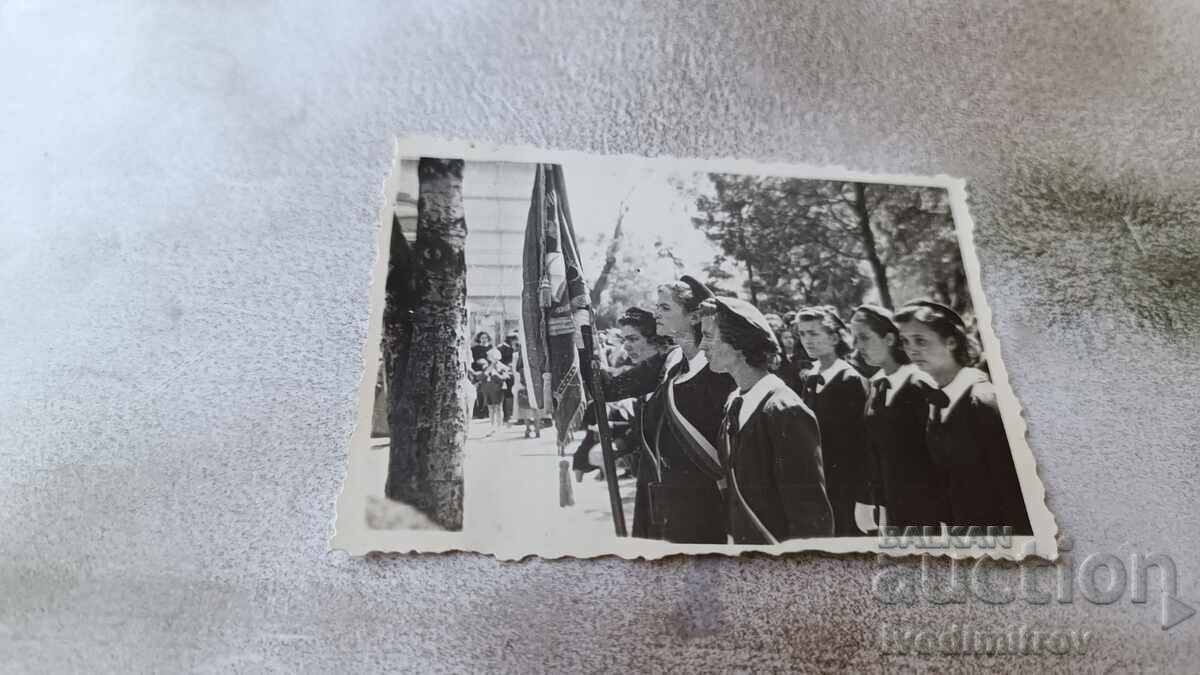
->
[332,136,1057,561]
[945,179,1060,561]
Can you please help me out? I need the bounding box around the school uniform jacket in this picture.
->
[604,349,736,543]
[923,369,1032,535]
[776,355,808,397]
[600,350,669,402]
[863,365,949,529]
[722,375,834,544]
[801,360,870,536]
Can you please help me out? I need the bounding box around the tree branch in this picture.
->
[824,204,860,232]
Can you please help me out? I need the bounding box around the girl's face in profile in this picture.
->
[655,288,692,340]
[699,316,737,374]
[850,316,894,368]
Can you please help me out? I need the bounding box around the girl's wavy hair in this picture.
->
[794,305,853,358]
[658,278,708,345]
[697,299,779,370]
[851,304,910,365]
[892,301,980,367]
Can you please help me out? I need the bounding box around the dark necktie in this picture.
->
[923,384,950,429]
[718,396,743,469]
[803,373,824,407]
[871,378,890,413]
[726,397,743,435]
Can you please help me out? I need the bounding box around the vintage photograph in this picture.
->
[335,139,1056,559]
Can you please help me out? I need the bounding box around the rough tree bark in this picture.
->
[850,182,893,309]
[384,158,468,530]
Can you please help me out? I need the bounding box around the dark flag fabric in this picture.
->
[521,164,591,451]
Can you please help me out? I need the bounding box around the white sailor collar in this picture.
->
[725,373,784,431]
[662,346,685,375]
[870,362,923,388]
[675,349,709,384]
[808,358,852,391]
[870,363,923,405]
[940,366,988,417]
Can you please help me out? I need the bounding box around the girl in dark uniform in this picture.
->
[641,276,736,543]
[572,307,662,482]
[849,305,946,535]
[794,306,869,536]
[598,276,735,543]
[700,297,833,544]
[894,301,1032,535]
[773,325,811,396]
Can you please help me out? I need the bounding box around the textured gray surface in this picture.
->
[2,1,1198,672]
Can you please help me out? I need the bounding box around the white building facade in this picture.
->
[394,160,536,345]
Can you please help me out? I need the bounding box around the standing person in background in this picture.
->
[850,305,946,536]
[460,341,478,429]
[701,297,834,544]
[794,306,870,536]
[500,331,519,424]
[512,331,550,440]
[480,347,511,437]
[894,301,1032,535]
[471,331,493,363]
[471,331,493,420]
[774,324,809,395]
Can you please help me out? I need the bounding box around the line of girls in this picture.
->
[588,274,1032,545]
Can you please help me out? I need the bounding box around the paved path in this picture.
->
[364,420,636,547]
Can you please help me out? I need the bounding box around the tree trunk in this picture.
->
[384,158,468,530]
[588,205,626,307]
[737,215,758,305]
[851,182,893,309]
[383,213,415,434]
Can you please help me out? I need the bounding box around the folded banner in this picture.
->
[521,164,590,452]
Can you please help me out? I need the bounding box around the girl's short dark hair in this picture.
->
[619,307,674,349]
[851,304,911,365]
[617,307,657,340]
[893,301,980,367]
[474,331,492,344]
[794,306,853,358]
[698,299,779,370]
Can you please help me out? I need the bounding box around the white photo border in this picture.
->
[333,136,1059,561]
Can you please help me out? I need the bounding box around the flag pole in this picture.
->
[551,165,627,537]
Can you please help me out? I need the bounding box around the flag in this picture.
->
[521,164,591,451]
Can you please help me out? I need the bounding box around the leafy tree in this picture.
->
[580,228,665,328]
[690,173,968,317]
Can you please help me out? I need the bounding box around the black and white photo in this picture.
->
[335,138,1055,559]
